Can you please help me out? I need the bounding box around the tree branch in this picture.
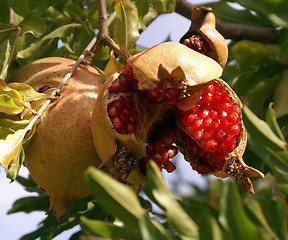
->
[175,0,279,44]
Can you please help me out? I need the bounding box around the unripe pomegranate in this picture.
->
[10,57,105,220]
[91,42,264,194]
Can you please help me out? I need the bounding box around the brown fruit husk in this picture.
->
[180,7,228,68]
[91,42,264,193]
[10,57,105,220]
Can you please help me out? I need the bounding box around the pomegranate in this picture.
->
[10,57,105,220]
[91,41,264,194]
[180,7,228,68]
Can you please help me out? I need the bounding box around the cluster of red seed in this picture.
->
[145,130,178,172]
[108,65,139,135]
[107,96,139,134]
[179,80,241,171]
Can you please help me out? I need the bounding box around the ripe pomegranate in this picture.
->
[10,57,105,220]
[91,41,264,194]
[180,7,228,68]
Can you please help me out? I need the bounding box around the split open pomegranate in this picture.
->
[91,41,264,193]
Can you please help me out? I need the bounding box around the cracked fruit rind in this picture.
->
[91,41,264,193]
[10,57,105,220]
[180,7,228,68]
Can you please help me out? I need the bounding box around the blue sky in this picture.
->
[0,3,212,239]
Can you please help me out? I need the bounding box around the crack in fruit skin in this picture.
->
[183,34,211,55]
[106,62,244,176]
[92,41,264,194]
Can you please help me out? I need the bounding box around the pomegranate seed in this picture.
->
[162,161,176,173]
[179,80,242,171]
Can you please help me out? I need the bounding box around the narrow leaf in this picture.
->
[0,24,19,81]
[17,23,81,58]
[85,166,144,229]
[266,104,286,142]
[139,213,172,240]
[80,216,139,239]
[243,105,288,151]
[219,181,261,240]
[270,197,287,240]
[8,196,50,214]
[147,162,199,240]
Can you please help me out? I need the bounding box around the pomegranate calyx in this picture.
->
[226,155,264,194]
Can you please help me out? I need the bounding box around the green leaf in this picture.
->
[114,0,140,56]
[0,118,29,138]
[17,23,81,58]
[204,1,269,26]
[219,181,261,240]
[19,15,46,38]
[85,166,144,229]
[270,197,287,240]
[8,82,53,102]
[6,145,24,181]
[245,198,279,240]
[0,1,9,23]
[0,94,24,114]
[151,0,175,13]
[147,162,199,240]
[243,105,288,151]
[6,0,35,17]
[0,24,20,81]
[236,0,288,27]
[63,2,84,22]
[265,104,286,142]
[80,216,140,239]
[8,196,50,214]
[139,213,172,240]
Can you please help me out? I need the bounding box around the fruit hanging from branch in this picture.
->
[91,41,264,194]
[10,57,105,220]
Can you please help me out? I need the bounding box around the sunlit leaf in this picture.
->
[204,1,269,26]
[8,82,53,102]
[243,105,288,151]
[151,0,175,13]
[17,23,82,58]
[147,162,199,240]
[0,24,20,81]
[0,118,29,138]
[236,0,288,27]
[0,129,26,177]
[266,104,286,142]
[114,0,140,56]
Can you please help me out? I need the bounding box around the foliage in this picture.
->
[0,0,288,239]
